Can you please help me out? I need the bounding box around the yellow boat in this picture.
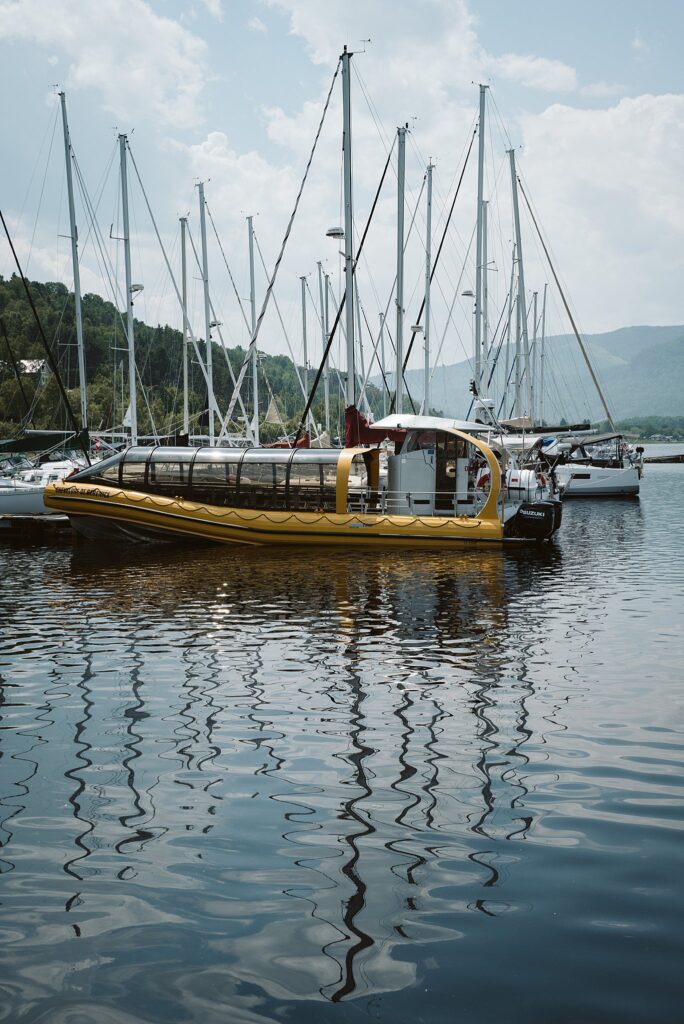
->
[44,419,561,547]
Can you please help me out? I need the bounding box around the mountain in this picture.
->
[396,325,684,421]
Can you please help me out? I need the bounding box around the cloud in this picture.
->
[580,81,626,99]
[631,32,649,58]
[0,0,209,130]
[486,53,577,92]
[202,0,223,18]
[518,93,684,330]
[248,16,267,33]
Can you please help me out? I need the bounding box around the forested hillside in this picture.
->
[0,275,383,440]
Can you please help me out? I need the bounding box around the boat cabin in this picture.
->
[388,428,484,515]
[69,425,495,519]
[71,445,380,514]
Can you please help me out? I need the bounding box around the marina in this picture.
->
[2,3,684,1021]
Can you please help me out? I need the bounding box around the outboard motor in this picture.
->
[504,500,560,541]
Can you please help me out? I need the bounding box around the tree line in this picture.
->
[0,274,389,442]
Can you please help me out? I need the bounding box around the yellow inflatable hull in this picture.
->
[45,481,505,547]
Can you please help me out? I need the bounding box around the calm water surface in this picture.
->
[1,465,683,1023]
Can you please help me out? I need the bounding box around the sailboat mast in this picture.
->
[531,290,538,424]
[379,312,387,417]
[423,161,434,415]
[59,92,87,432]
[540,282,548,426]
[395,124,406,415]
[317,261,330,434]
[118,134,137,445]
[482,197,489,391]
[247,215,260,445]
[515,291,522,417]
[180,215,189,435]
[198,183,215,443]
[354,276,371,415]
[341,46,355,408]
[508,147,530,418]
[503,244,515,412]
[300,275,310,435]
[475,84,487,389]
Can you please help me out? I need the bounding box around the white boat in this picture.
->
[544,433,644,498]
[0,458,86,516]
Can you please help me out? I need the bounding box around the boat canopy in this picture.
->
[370,414,490,434]
[70,445,380,514]
[0,429,88,454]
[561,432,623,449]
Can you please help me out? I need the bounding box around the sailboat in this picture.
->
[542,432,644,497]
[0,92,93,520]
[460,85,644,501]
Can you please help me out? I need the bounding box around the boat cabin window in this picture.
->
[289,450,338,511]
[121,447,153,489]
[404,430,437,453]
[79,452,123,485]
[191,449,243,506]
[237,450,289,508]
[147,447,194,494]
[66,445,377,515]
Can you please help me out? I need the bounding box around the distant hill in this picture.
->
[395,325,684,421]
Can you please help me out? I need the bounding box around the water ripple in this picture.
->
[1,467,683,1022]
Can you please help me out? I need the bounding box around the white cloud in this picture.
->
[580,81,626,99]
[518,94,684,331]
[202,0,223,18]
[631,32,649,58]
[0,0,209,130]
[486,53,577,92]
[248,16,267,33]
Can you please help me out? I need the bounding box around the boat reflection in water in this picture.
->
[0,539,584,1015]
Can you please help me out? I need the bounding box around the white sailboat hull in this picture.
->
[555,463,640,498]
[0,483,50,516]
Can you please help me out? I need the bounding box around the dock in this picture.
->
[0,514,72,542]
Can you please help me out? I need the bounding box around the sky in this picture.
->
[1,0,683,382]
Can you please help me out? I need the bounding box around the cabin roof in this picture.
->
[370,414,490,434]
[560,432,623,448]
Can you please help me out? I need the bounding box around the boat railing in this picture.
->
[351,487,490,517]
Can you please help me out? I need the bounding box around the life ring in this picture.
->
[445,461,456,479]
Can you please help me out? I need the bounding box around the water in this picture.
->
[1,465,683,1023]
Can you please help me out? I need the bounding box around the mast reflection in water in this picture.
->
[1,478,683,1023]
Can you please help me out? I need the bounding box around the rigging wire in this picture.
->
[125,140,244,440]
[184,219,253,437]
[516,174,616,430]
[25,104,60,277]
[356,168,426,410]
[224,58,342,427]
[293,137,395,444]
[252,234,323,442]
[396,122,478,409]
[1,208,89,459]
